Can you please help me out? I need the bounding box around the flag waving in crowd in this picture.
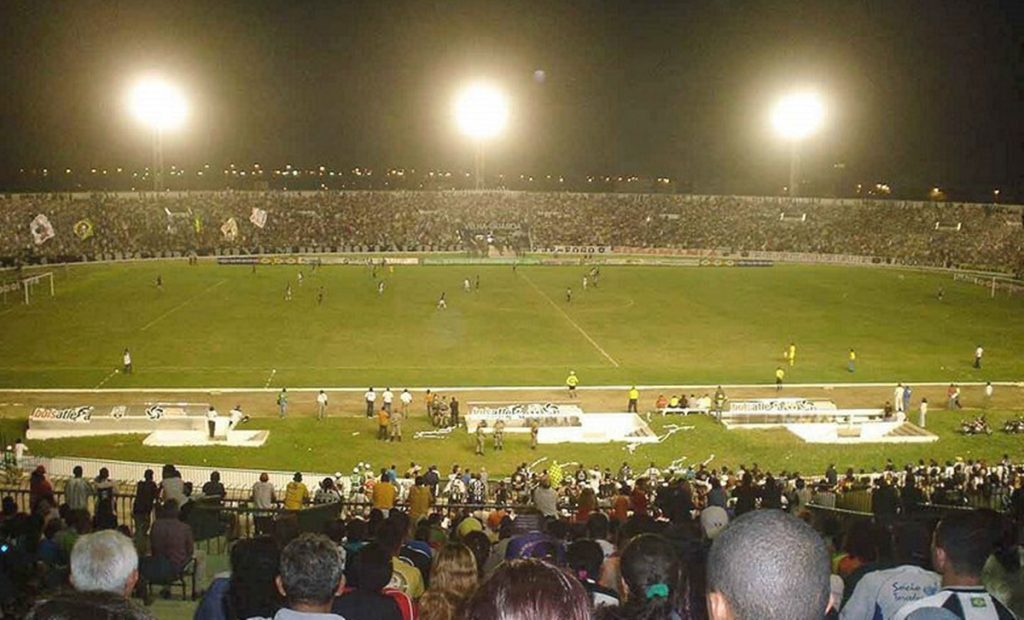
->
[73,219,94,240]
[30,214,55,245]
[221,217,239,241]
[250,207,268,229]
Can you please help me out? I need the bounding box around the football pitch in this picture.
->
[0,260,1021,389]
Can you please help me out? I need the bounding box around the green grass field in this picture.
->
[2,259,1022,476]
[1,261,1021,388]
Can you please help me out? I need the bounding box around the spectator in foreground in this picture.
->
[255,533,345,620]
[193,536,282,620]
[597,533,677,619]
[69,529,140,598]
[464,559,591,620]
[419,542,479,620]
[840,521,939,620]
[26,590,154,620]
[892,511,1015,620]
[707,509,831,620]
[333,542,407,620]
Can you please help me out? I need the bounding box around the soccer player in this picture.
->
[464,278,471,293]
[566,287,573,303]
[582,275,589,290]
[973,344,983,369]
[284,283,292,301]
[566,370,579,397]
[937,286,945,301]
[382,387,394,413]
[277,388,288,418]
[316,389,328,421]
[788,342,797,366]
[297,271,304,287]
[918,398,928,428]
[156,275,163,290]
[229,404,247,428]
[377,280,385,296]
[122,348,132,374]
[627,386,639,413]
[364,387,377,418]
[475,274,480,290]
[775,367,785,391]
[316,286,324,306]
[437,292,447,309]
[848,348,856,373]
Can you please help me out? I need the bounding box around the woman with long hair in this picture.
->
[419,542,479,620]
[597,533,681,620]
[465,559,591,620]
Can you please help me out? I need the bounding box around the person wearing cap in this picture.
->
[284,472,310,511]
[700,506,730,542]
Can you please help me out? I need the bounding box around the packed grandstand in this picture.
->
[2,191,1023,276]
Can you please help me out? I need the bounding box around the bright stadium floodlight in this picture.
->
[454,82,508,189]
[127,76,188,191]
[771,91,825,197]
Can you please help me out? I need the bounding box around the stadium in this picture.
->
[0,3,1022,619]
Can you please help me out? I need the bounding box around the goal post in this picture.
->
[21,272,55,305]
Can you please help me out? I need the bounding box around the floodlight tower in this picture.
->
[128,77,188,191]
[454,82,508,190]
[771,91,824,197]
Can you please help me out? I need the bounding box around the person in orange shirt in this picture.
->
[612,484,631,523]
[377,407,390,441]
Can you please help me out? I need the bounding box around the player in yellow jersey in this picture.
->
[566,371,579,398]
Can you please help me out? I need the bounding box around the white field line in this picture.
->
[2,381,1020,394]
[92,369,119,389]
[140,279,227,331]
[263,369,277,388]
[519,272,620,367]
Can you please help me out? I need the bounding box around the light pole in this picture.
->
[771,91,824,197]
[454,82,508,190]
[128,77,187,192]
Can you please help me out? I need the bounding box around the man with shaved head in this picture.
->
[707,509,831,620]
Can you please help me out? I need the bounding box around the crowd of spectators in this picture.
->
[3,454,1023,619]
[1,191,1021,275]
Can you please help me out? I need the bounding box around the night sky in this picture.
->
[0,0,1021,197]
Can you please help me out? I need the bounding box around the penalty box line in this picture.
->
[140,279,227,332]
[519,272,620,368]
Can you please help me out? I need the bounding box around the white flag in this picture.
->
[221,217,239,240]
[30,214,55,245]
[249,207,268,229]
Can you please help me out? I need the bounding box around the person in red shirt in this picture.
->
[630,479,650,517]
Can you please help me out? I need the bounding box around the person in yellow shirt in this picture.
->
[668,395,680,408]
[848,348,856,373]
[775,367,785,392]
[627,386,640,412]
[407,476,432,522]
[377,407,390,441]
[372,471,396,514]
[788,342,797,367]
[283,472,310,510]
[566,370,579,398]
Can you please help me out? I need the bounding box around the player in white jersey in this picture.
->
[464,278,471,292]
[437,292,447,309]
[378,280,385,295]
